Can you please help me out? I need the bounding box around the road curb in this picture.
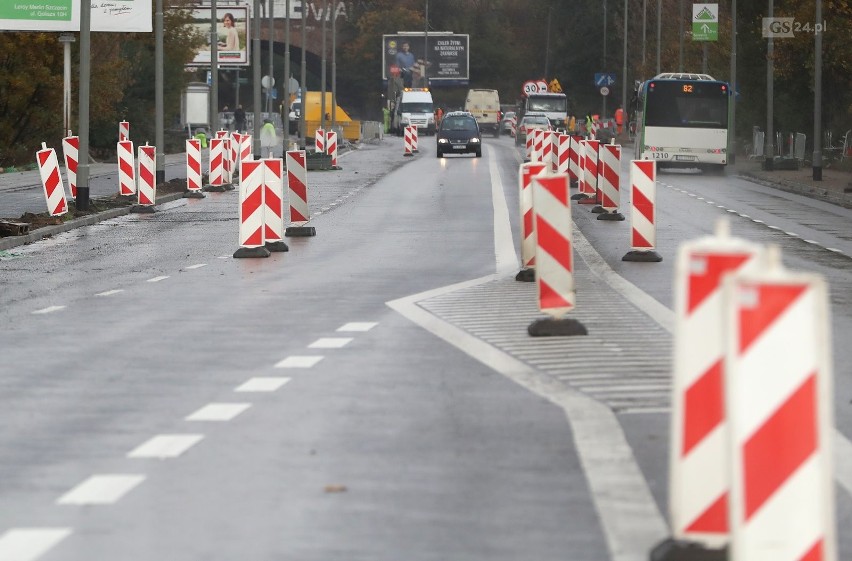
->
[737,172,852,210]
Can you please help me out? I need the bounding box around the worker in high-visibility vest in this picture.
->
[615,107,624,135]
[193,129,208,149]
[568,115,576,133]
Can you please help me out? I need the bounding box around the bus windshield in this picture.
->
[644,81,728,129]
[527,97,567,113]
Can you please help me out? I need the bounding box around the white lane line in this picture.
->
[274,355,324,368]
[487,145,519,275]
[235,377,291,392]
[185,403,251,421]
[217,255,230,259]
[57,474,145,505]
[95,289,124,296]
[804,239,820,245]
[827,247,844,254]
[127,434,204,459]
[31,306,65,315]
[337,322,378,332]
[308,337,353,349]
[147,276,169,283]
[0,528,72,561]
[752,219,765,224]
[184,263,207,270]
[785,231,799,237]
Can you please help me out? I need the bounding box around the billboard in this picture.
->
[383,33,469,86]
[0,0,153,32]
[187,5,250,66]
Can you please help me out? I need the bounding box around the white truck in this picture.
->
[521,91,569,132]
[391,88,435,136]
[464,88,501,137]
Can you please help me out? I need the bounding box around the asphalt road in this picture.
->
[0,135,850,560]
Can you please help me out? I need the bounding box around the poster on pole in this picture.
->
[383,33,469,86]
[186,4,250,66]
[0,0,153,32]
[692,3,719,41]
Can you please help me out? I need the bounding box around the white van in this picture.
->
[392,88,435,136]
[464,89,501,137]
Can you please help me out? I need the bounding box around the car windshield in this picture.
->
[523,116,549,125]
[401,102,433,113]
[442,117,477,131]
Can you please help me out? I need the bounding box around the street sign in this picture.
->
[600,86,610,96]
[692,3,718,41]
[594,73,617,87]
[261,75,275,89]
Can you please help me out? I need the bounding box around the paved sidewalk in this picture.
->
[732,157,852,208]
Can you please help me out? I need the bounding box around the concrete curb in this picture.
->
[737,172,852,210]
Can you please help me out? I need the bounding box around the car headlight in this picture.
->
[438,138,449,144]
[470,137,481,143]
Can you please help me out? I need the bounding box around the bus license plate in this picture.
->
[674,155,697,161]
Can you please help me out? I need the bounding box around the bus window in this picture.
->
[645,81,728,129]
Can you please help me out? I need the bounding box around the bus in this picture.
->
[633,73,730,173]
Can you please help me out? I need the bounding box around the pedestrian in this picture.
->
[234,104,246,132]
[259,119,278,158]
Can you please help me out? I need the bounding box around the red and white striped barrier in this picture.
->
[509,114,517,137]
[234,159,268,256]
[185,138,203,195]
[410,125,419,153]
[528,172,587,336]
[207,137,229,189]
[525,126,534,161]
[403,125,415,157]
[117,140,136,196]
[36,143,68,216]
[578,139,599,204]
[262,158,288,251]
[284,149,315,237]
[556,133,571,175]
[724,248,836,561]
[215,129,229,140]
[532,129,545,163]
[135,143,156,207]
[667,220,763,551]
[622,160,662,261]
[596,144,624,220]
[315,129,325,154]
[326,130,338,168]
[541,130,555,171]
[516,161,547,282]
[61,132,78,200]
[569,135,583,186]
[119,120,130,142]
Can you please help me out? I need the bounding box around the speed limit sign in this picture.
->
[600,86,610,96]
[522,81,538,96]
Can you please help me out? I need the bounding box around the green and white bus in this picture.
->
[633,73,730,173]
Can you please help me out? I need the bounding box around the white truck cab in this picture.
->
[392,88,435,136]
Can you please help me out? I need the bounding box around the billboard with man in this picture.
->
[383,33,469,87]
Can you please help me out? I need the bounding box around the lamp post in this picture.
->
[58,33,75,136]
[813,0,823,180]
[424,0,429,85]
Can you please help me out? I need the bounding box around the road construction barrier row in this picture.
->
[135,143,157,210]
[36,143,68,217]
[118,140,136,196]
[62,131,78,200]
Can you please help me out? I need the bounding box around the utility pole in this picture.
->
[764,0,774,170]
[332,2,337,129]
[58,33,75,136]
[656,0,661,74]
[253,0,262,154]
[320,0,327,132]
[76,0,92,210]
[622,0,628,125]
[813,0,823,180]
[602,0,607,117]
[268,0,274,115]
[299,0,307,148]
[210,0,218,134]
[544,5,552,78]
[728,0,737,164]
[284,0,290,149]
[678,0,684,72]
[424,0,429,84]
[155,0,165,183]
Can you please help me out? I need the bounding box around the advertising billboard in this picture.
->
[187,5,250,66]
[383,33,469,87]
[0,0,153,32]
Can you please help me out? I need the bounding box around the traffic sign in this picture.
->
[692,3,718,41]
[600,86,610,96]
[594,73,616,87]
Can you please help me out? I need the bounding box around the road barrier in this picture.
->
[117,140,136,196]
[326,131,339,168]
[36,143,68,217]
[578,139,599,205]
[568,136,583,192]
[724,247,836,561]
[622,160,662,262]
[315,129,325,154]
[532,129,544,163]
[411,125,419,153]
[403,125,416,157]
[541,130,555,171]
[557,133,571,175]
[119,120,129,142]
[205,138,233,192]
[237,133,252,175]
[184,139,204,199]
[528,172,587,337]
[285,149,316,237]
[596,144,624,221]
[233,159,270,258]
[62,131,78,200]
[261,158,288,252]
[516,161,547,283]
[132,143,156,213]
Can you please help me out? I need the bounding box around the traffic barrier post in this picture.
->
[285,149,316,237]
[531,129,544,163]
[540,130,555,171]
[119,120,130,142]
[131,143,157,213]
[557,133,571,175]
[403,126,415,157]
[622,160,662,262]
[568,134,583,188]
[528,172,587,337]
[36,143,68,217]
[411,126,419,153]
[315,129,325,154]
[233,159,271,258]
[262,158,288,252]
[204,138,234,192]
[596,144,625,221]
[117,140,136,197]
[570,139,588,200]
[578,139,599,205]
[525,126,534,161]
[61,131,78,200]
[184,138,205,199]
[326,131,339,168]
[516,161,547,283]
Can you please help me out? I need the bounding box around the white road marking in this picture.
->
[185,403,251,421]
[274,355,324,368]
[487,145,519,275]
[337,322,378,332]
[127,434,204,459]
[217,255,230,259]
[0,528,72,561]
[147,276,169,283]
[308,337,352,348]
[31,306,65,314]
[826,247,843,254]
[785,231,799,237]
[184,263,207,270]
[235,377,291,392]
[95,289,124,296]
[57,474,145,505]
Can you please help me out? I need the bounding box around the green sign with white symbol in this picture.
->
[692,3,718,41]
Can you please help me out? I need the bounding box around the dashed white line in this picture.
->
[827,247,844,254]
[32,306,65,315]
[235,377,291,392]
[184,263,207,270]
[804,239,820,245]
[337,322,378,332]
[127,434,204,459]
[785,231,799,237]
[308,337,353,348]
[57,474,145,505]
[147,275,169,283]
[185,403,251,421]
[274,355,324,368]
[0,528,72,561]
[95,289,124,297]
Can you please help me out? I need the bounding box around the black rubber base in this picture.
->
[129,204,156,214]
[265,240,290,252]
[622,250,663,262]
[203,183,234,192]
[183,190,206,199]
[528,317,588,337]
[515,268,535,282]
[571,193,592,201]
[649,538,728,561]
[285,226,317,237]
[233,246,271,258]
[597,211,625,221]
[591,205,606,213]
[570,179,579,189]
[577,196,597,205]
[403,153,413,157]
